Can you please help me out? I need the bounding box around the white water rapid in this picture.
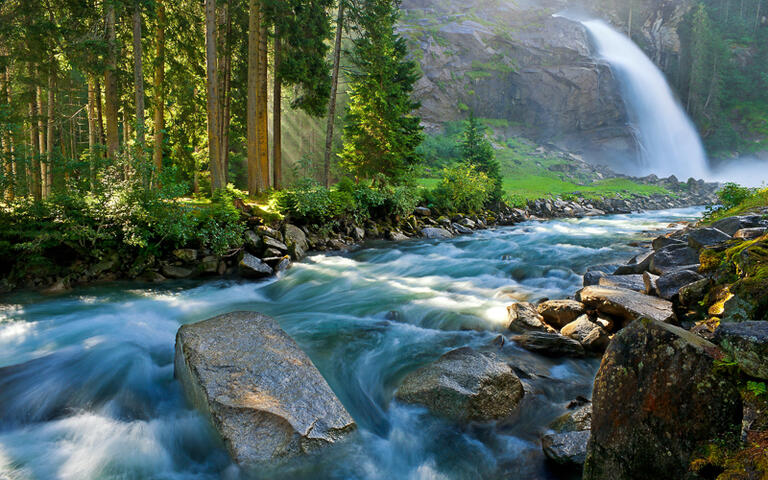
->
[580,19,710,180]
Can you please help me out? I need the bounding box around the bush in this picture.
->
[432,163,492,213]
[717,182,756,210]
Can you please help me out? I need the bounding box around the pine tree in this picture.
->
[339,0,423,185]
[461,114,502,203]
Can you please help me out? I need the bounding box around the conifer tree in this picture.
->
[461,114,502,203]
[339,0,423,185]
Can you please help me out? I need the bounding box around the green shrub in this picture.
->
[432,163,492,213]
[717,182,756,210]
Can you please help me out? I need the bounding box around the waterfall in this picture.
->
[579,19,709,180]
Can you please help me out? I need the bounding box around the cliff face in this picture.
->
[399,0,694,169]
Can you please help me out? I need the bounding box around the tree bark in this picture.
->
[46,65,54,197]
[205,0,225,191]
[28,92,41,201]
[87,74,97,189]
[218,1,231,185]
[324,1,345,188]
[36,84,48,199]
[3,64,13,201]
[96,76,105,146]
[104,0,119,160]
[133,1,145,152]
[246,0,262,194]
[273,33,282,190]
[258,18,269,188]
[153,0,165,181]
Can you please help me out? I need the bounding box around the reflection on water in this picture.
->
[0,207,702,479]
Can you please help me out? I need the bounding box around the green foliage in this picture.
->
[703,182,763,221]
[461,114,502,203]
[718,182,757,209]
[432,163,492,213]
[339,0,424,184]
[747,381,768,397]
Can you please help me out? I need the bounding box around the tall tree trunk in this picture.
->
[87,75,97,189]
[36,84,47,199]
[246,0,262,194]
[257,18,269,188]
[104,0,119,160]
[324,1,345,188]
[133,1,145,153]
[96,76,105,146]
[205,0,224,191]
[273,33,282,190]
[3,65,13,201]
[218,1,231,185]
[152,0,165,181]
[28,95,41,201]
[46,66,54,197]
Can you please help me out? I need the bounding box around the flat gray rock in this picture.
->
[174,312,356,465]
[656,269,703,300]
[577,285,675,323]
[598,274,645,292]
[649,245,700,275]
[688,227,731,250]
[514,331,585,357]
[239,253,274,278]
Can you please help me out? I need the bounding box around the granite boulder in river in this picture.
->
[174,311,356,465]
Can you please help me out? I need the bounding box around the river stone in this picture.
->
[421,227,454,240]
[560,315,599,343]
[715,322,768,380]
[688,227,732,250]
[542,431,590,467]
[395,347,524,422]
[712,216,745,236]
[263,235,288,253]
[537,300,585,329]
[583,319,742,480]
[613,251,653,275]
[655,269,703,300]
[583,270,606,287]
[598,274,645,292]
[243,230,263,254]
[414,206,431,217]
[649,244,700,275]
[652,235,686,251]
[174,312,356,465]
[734,227,766,240]
[576,286,675,324]
[513,331,585,357]
[551,403,592,432]
[284,224,309,259]
[679,278,711,307]
[161,264,194,279]
[642,272,659,295]
[507,302,554,332]
[239,253,274,278]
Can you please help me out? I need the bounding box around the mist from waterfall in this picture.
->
[579,19,710,180]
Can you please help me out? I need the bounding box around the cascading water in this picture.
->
[579,19,710,180]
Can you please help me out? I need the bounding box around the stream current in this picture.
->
[0,207,702,480]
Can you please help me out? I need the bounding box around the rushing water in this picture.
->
[579,19,709,180]
[0,207,702,480]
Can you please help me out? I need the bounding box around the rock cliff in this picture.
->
[399,0,694,168]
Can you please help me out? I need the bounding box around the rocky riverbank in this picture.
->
[7,175,719,296]
[496,207,768,478]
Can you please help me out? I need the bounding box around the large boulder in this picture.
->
[395,347,524,422]
[655,269,704,300]
[688,227,732,250]
[577,286,675,324]
[284,224,309,260]
[507,302,554,332]
[537,299,585,329]
[174,312,356,465]
[583,319,742,480]
[715,322,768,380]
[513,331,585,357]
[649,244,700,275]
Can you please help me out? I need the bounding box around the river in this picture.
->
[0,207,702,480]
